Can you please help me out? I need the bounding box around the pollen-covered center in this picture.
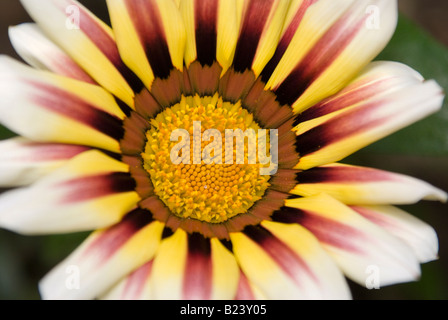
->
[143,94,271,223]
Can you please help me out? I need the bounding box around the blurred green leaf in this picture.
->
[365,15,448,156]
[0,124,14,140]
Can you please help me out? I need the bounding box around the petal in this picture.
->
[209,238,240,300]
[230,223,351,299]
[294,61,425,134]
[150,231,239,300]
[101,260,154,300]
[234,271,260,300]
[150,229,187,300]
[9,23,95,84]
[180,0,239,73]
[292,163,447,205]
[0,137,89,187]
[352,205,438,263]
[295,79,444,170]
[39,209,164,300]
[0,57,125,152]
[20,0,141,106]
[0,150,140,234]
[107,0,185,85]
[264,0,398,113]
[105,0,154,89]
[232,0,291,76]
[282,194,421,287]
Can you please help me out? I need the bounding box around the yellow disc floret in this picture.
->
[143,94,271,223]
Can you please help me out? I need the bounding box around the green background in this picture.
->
[0,1,447,300]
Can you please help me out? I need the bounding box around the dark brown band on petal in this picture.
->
[187,61,222,96]
[269,169,299,193]
[295,99,383,157]
[29,81,124,142]
[59,172,136,204]
[225,214,263,235]
[278,138,300,169]
[243,224,317,285]
[64,0,144,92]
[139,195,172,223]
[134,88,163,120]
[195,0,218,67]
[248,189,289,220]
[233,0,275,72]
[219,68,256,102]
[261,0,317,82]
[122,155,154,199]
[120,111,150,156]
[82,208,154,262]
[272,207,364,253]
[273,11,367,106]
[145,186,290,239]
[126,0,174,79]
[243,78,296,129]
[183,233,213,300]
[150,69,186,108]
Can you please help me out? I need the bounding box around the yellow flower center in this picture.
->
[142,94,271,223]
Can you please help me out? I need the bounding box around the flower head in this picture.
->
[0,0,445,300]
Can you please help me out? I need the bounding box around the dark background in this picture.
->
[0,0,447,300]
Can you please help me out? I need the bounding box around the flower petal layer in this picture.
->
[180,0,238,72]
[230,223,351,299]
[294,73,444,170]
[263,0,398,113]
[9,23,95,84]
[0,137,89,187]
[106,0,185,88]
[352,205,439,263]
[282,194,421,287]
[102,261,154,300]
[150,231,239,300]
[39,209,164,300]
[292,163,447,205]
[0,57,126,152]
[0,150,140,234]
[20,0,142,106]
[232,0,291,76]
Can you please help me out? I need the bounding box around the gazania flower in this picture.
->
[0,0,445,300]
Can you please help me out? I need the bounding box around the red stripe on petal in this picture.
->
[296,77,396,123]
[60,0,143,91]
[28,80,125,141]
[50,53,96,84]
[183,233,213,300]
[351,206,394,229]
[295,99,387,157]
[235,272,255,300]
[297,165,400,184]
[272,208,365,253]
[82,209,154,264]
[8,142,88,162]
[195,0,218,66]
[58,172,136,204]
[261,0,318,82]
[244,225,318,287]
[274,9,368,106]
[125,0,174,79]
[122,260,153,299]
[233,0,276,72]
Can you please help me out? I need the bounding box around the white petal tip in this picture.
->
[424,187,448,203]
